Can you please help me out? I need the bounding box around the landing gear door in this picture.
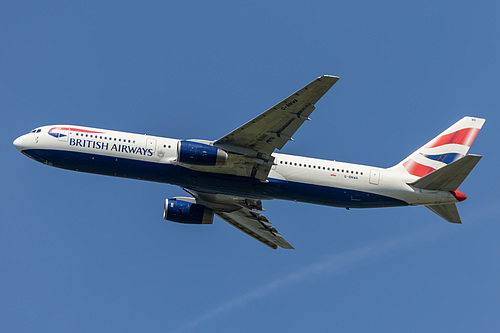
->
[146,138,156,153]
[369,169,380,185]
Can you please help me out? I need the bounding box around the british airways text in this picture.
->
[69,138,154,156]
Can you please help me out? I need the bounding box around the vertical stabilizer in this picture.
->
[394,117,485,178]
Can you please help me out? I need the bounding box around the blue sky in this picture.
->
[1,1,499,332]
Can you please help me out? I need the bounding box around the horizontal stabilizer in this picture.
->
[425,204,462,223]
[409,154,482,191]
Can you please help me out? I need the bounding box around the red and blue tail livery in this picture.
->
[13,76,486,249]
[398,117,484,178]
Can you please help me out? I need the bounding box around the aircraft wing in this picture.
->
[212,75,339,181]
[185,189,294,249]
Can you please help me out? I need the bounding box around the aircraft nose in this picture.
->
[13,135,24,152]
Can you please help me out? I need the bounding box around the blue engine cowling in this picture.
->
[163,198,214,224]
[177,141,228,166]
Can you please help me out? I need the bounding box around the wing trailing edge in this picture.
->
[184,189,294,249]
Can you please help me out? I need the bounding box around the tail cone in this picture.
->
[451,190,467,202]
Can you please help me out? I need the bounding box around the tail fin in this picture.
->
[395,116,486,224]
[394,116,485,178]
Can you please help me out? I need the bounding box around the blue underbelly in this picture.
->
[22,149,408,208]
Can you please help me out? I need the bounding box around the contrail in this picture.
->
[172,223,446,333]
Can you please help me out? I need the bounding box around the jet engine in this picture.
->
[177,141,228,166]
[163,198,214,224]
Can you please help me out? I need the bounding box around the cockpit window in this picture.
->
[30,128,42,133]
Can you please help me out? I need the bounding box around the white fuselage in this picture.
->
[13,125,460,209]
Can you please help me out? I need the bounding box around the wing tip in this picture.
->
[320,74,340,80]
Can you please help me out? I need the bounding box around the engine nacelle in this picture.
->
[177,141,228,166]
[163,198,214,224]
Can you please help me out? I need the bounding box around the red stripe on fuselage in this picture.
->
[426,128,480,148]
[403,159,436,177]
[49,127,103,134]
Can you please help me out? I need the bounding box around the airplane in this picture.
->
[13,75,485,249]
